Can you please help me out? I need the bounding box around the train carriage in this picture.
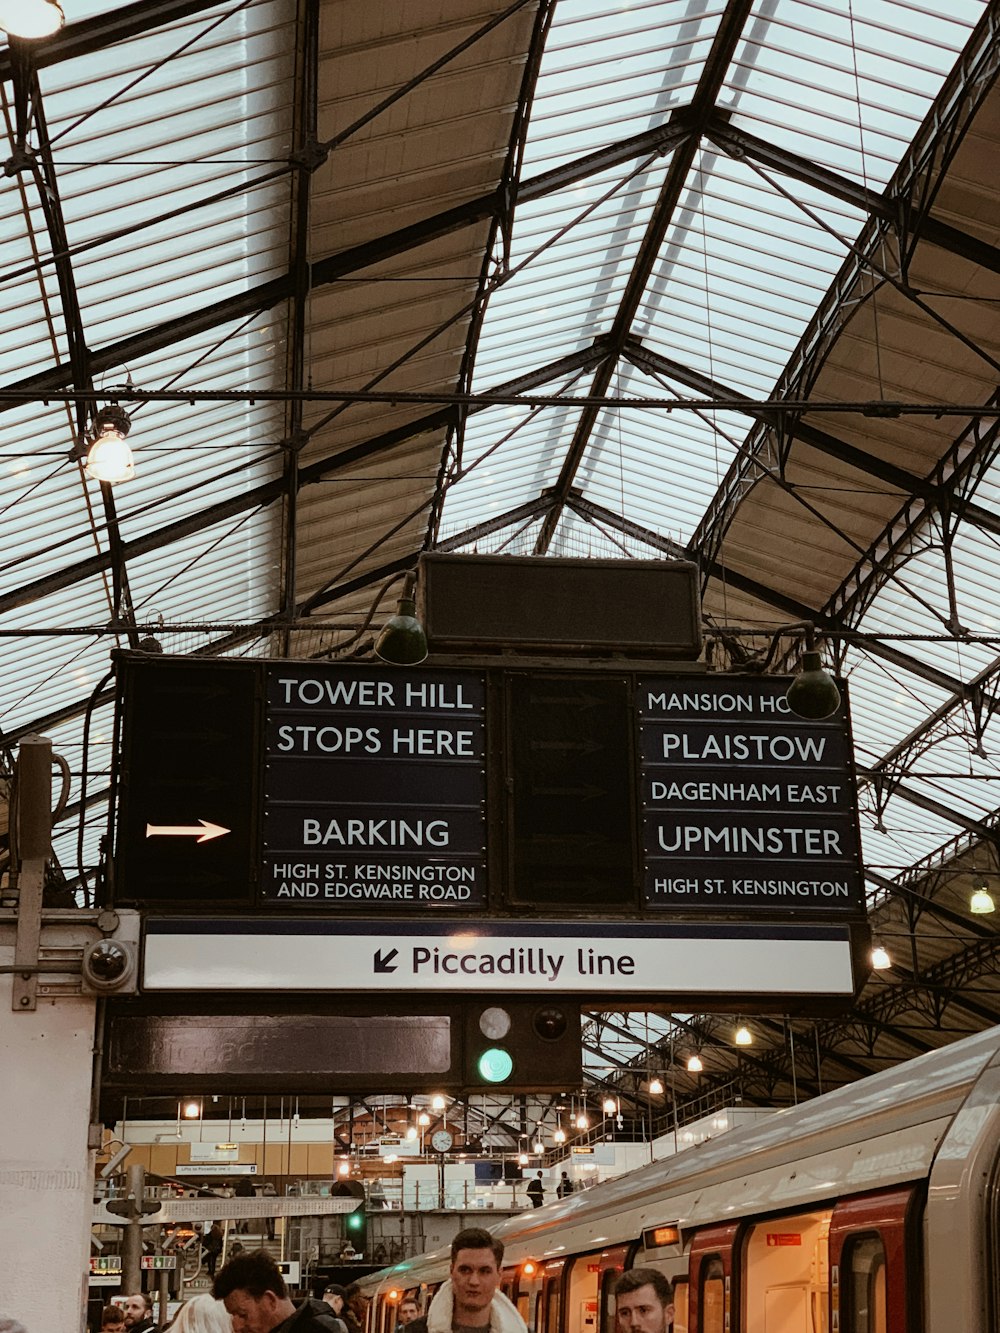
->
[358,1024,1000,1333]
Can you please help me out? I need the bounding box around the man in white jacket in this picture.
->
[408,1228,526,1333]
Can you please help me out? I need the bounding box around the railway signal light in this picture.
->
[463,1002,581,1091]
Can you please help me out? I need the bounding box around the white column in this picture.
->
[0,978,96,1333]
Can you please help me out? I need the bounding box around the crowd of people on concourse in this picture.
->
[6,1211,671,1333]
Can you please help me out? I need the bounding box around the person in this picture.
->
[101,1307,126,1332]
[612,1268,674,1333]
[122,1293,158,1333]
[525,1172,544,1208]
[203,1221,226,1278]
[319,1289,350,1333]
[341,1286,366,1333]
[235,1175,255,1233]
[395,1298,420,1331]
[213,1249,344,1333]
[167,1294,234,1333]
[0,1319,28,1333]
[405,1227,526,1333]
[556,1172,574,1199]
[262,1182,277,1242]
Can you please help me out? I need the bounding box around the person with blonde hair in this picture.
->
[168,1294,232,1333]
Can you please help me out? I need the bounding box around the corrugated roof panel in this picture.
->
[729,0,987,186]
[472,167,665,388]
[519,0,718,174]
[38,0,295,345]
[638,150,865,398]
[842,644,953,763]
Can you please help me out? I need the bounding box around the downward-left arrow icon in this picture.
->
[146,820,230,843]
[373,948,399,974]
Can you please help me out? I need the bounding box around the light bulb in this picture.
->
[85,429,135,483]
[182,1100,201,1119]
[518,1153,529,1166]
[870,945,891,970]
[553,1128,566,1143]
[533,1139,544,1153]
[338,1161,350,1177]
[649,1077,664,1095]
[417,1112,430,1127]
[431,1094,446,1111]
[406,1126,418,1141]
[602,1098,616,1114]
[686,1054,703,1073]
[734,1025,753,1046]
[575,1113,589,1130]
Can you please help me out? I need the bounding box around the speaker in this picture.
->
[419,554,701,656]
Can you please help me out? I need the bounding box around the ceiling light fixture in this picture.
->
[734,1025,753,1047]
[784,623,841,720]
[574,1112,589,1130]
[0,0,65,38]
[686,1053,703,1073]
[870,944,892,970]
[374,572,427,665]
[84,403,134,484]
[649,1077,664,1095]
[602,1097,616,1114]
[970,874,996,915]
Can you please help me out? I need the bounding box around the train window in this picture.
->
[671,1279,688,1333]
[699,1258,725,1333]
[562,1245,628,1333]
[743,1209,831,1333]
[514,1261,543,1331]
[539,1258,566,1333]
[843,1234,887,1333]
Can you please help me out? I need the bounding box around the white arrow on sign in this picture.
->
[146,820,230,843]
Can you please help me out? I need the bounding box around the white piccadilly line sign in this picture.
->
[142,919,856,996]
[638,676,863,911]
[263,665,487,909]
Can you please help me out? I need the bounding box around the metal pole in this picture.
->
[157,1268,170,1326]
[121,1163,146,1295]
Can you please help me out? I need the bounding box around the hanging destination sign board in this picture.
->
[638,675,863,910]
[262,665,487,909]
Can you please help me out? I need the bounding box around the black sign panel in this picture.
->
[262,665,486,909]
[639,676,862,910]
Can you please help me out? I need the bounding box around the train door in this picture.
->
[688,1224,738,1333]
[538,1257,566,1333]
[828,1187,920,1333]
[742,1208,831,1333]
[511,1259,543,1331]
[564,1246,629,1333]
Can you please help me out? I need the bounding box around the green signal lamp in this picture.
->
[477,1046,514,1083]
[374,573,428,665]
[346,1209,364,1230]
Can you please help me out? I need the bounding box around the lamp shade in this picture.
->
[374,593,428,665]
[0,0,65,37]
[785,650,841,719]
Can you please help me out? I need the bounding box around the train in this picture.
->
[356,1023,1000,1332]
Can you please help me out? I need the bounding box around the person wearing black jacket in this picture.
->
[214,1250,344,1333]
[122,1293,157,1333]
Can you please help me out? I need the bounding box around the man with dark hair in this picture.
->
[612,1268,674,1333]
[213,1249,344,1333]
[407,1227,524,1333]
[122,1293,157,1333]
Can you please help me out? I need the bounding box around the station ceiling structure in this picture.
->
[3,0,1000,1131]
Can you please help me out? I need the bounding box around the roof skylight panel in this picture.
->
[840,644,953,760]
[731,0,987,187]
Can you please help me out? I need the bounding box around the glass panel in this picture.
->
[699,1259,725,1333]
[845,1233,887,1333]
